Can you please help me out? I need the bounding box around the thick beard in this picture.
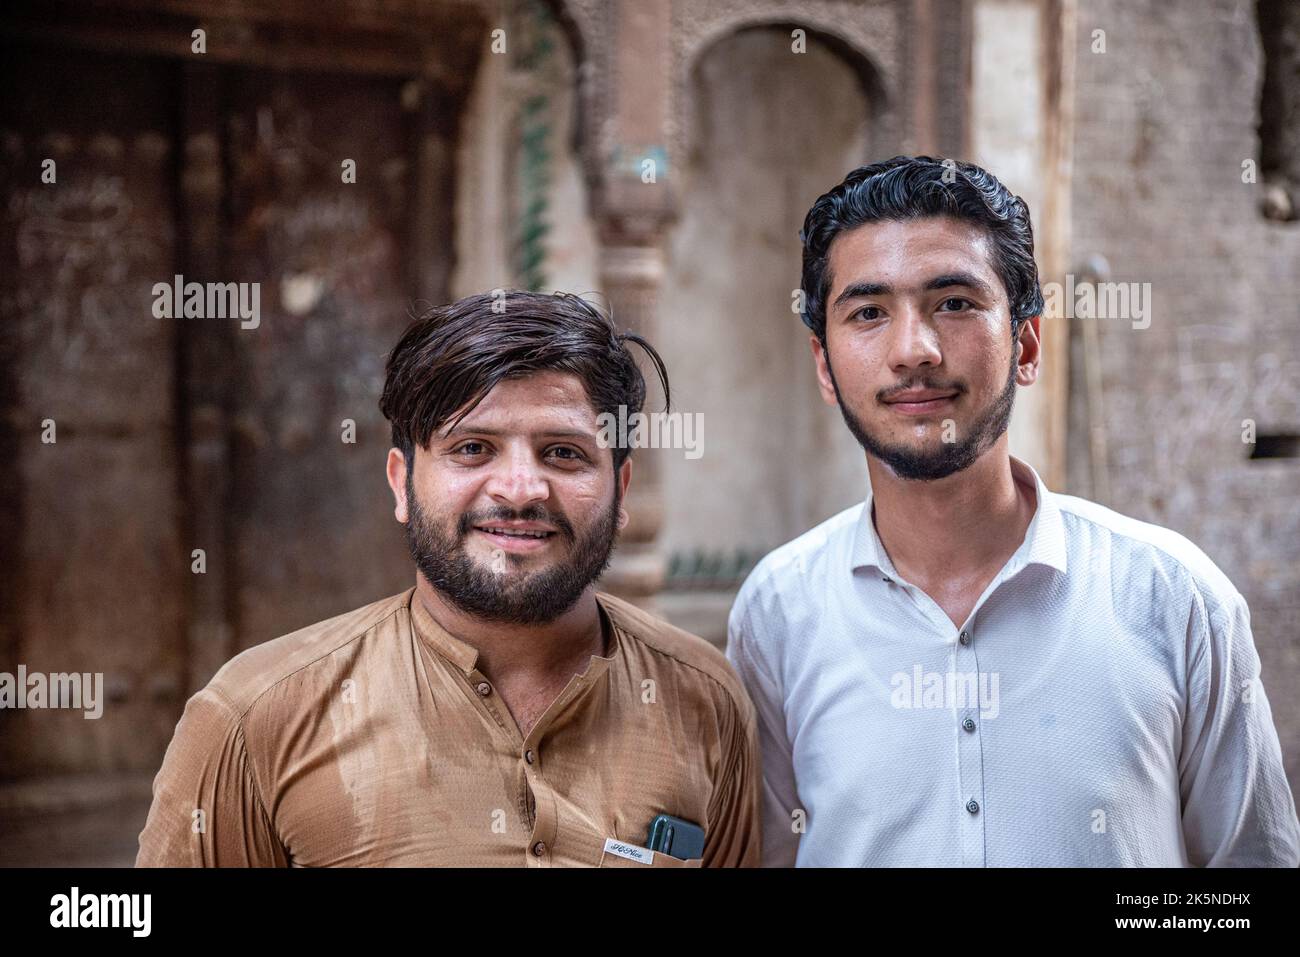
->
[404,469,621,625]
[828,349,1018,482]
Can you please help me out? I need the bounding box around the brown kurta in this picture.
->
[136,586,761,867]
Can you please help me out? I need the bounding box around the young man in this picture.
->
[727,156,1300,867]
[137,291,760,867]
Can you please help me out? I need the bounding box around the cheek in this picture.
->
[825,333,880,388]
[968,339,1014,391]
[555,475,614,519]
[417,469,482,519]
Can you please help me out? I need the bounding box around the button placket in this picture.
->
[953,627,987,867]
[517,639,614,868]
[523,714,563,867]
[464,671,522,745]
[524,750,558,866]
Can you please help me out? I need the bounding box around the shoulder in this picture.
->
[743,496,863,600]
[199,589,413,719]
[597,591,754,724]
[1053,493,1243,618]
[730,501,865,628]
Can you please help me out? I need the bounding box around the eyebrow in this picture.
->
[832,271,997,307]
[440,425,595,442]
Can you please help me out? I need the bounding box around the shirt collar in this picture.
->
[851,454,1068,579]
[406,585,623,678]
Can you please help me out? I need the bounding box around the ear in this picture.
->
[386,447,410,523]
[809,334,839,406]
[617,455,633,500]
[1014,314,1042,387]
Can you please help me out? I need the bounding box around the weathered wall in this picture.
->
[221,68,418,656]
[0,48,186,777]
[0,40,466,780]
[1068,0,1300,801]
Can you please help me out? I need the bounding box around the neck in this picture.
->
[867,437,1036,586]
[413,577,607,683]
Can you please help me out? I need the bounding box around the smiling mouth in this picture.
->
[884,394,957,412]
[475,526,555,540]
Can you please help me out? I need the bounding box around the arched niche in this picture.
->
[657,24,882,609]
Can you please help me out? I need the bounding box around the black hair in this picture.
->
[799,155,1043,342]
[379,290,669,474]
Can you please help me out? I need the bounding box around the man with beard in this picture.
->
[137,290,760,867]
[726,156,1299,867]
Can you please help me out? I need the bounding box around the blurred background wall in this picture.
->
[0,0,1296,865]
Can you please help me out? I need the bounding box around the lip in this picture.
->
[883,392,957,415]
[474,524,557,554]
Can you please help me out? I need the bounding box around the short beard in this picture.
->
[827,346,1018,482]
[403,469,621,625]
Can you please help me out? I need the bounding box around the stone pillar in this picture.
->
[588,0,675,614]
[597,225,670,613]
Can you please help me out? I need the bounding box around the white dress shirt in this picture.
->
[727,455,1300,867]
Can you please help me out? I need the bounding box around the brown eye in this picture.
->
[854,306,883,322]
[939,297,972,312]
[547,445,586,464]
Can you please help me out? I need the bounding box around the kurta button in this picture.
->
[476,681,491,696]
[966,799,980,814]
[958,631,971,646]
[531,841,546,856]
[525,749,535,764]
[962,717,976,732]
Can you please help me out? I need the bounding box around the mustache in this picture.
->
[877,378,967,403]
[456,505,576,540]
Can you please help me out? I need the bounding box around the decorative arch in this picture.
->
[671,2,904,170]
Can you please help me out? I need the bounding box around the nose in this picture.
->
[482,442,550,510]
[886,306,942,376]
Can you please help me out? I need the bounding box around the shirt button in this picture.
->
[966,799,980,814]
[524,749,535,765]
[531,841,546,857]
[475,681,491,696]
[962,717,976,733]
[958,630,971,646]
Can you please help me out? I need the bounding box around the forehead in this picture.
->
[445,370,598,433]
[826,216,1000,297]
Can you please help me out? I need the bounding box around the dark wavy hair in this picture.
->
[379,290,669,474]
[799,155,1044,342]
